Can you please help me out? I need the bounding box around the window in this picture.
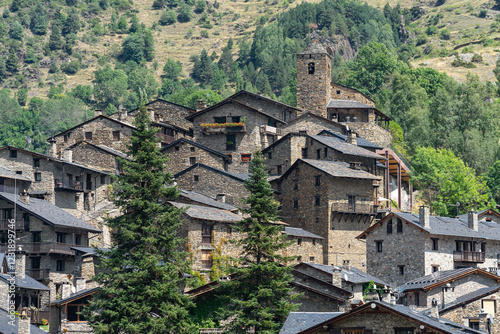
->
[0,233,6,243]
[226,135,236,150]
[31,257,40,270]
[201,250,213,270]
[315,196,320,206]
[309,257,315,262]
[75,235,82,245]
[56,233,66,244]
[387,220,393,234]
[481,242,486,253]
[297,256,302,262]
[201,224,213,244]
[85,132,92,140]
[56,260,65,272]
[395,329,414,334]
[32,232,41,243]
[214,116,226,124]
[343,330,363,334]
[9,150,17,158]
[23,213,29,231]
[294,199,298,209]
[324,147,327,158]
[227,226,232,235]
[432,265,439,273]
[316,149,321,159]
[67,296,90,322]
[376,241,383,252]
[34,172,41,182]
[308,62,315,74]
[189,157,197,165]
[432,238,439,251]
[33,158,40,168]
[297,238,302,245]
[194,175,199,182]
[101,175,106,184]
[277,165,282,174]
[313,239,316,245]
[175,146,180,151]
[112,131,120,141]
[336,90,341,94]
[414,292,419,306]
[268,152,272,159]
[468,320,480,330]
[482,299,495,316]
[301,148,308,159]
[397,218,403,233]
[190,146,195,152]
[4,209,13,220]
[241,154,252,162]
[315,175,321,186]
[293,183,298,190]
[64,134,68,142]
[398,265,405,275]
[348,195,355,212]
[231,116,240,123]
[15,171,22,175]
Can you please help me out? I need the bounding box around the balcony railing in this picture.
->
[25,268,50,281]
[54,179,83,191]
[202,124,246,135]
[156,133,176,144]
[0,219,25,231]
[453,251,485,263]
[29,310,50,325]
[0,242,77,256]
[260,125,281,135]
[331,202,378,214]
[202,235,212,244]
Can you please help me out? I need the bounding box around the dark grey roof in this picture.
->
[51,287,101,305]
[303,263,390,287]
[227,172,250,181]
[300,159,381,180]
[96,144,129,159]
[174,163,248,183]
[0,192,101,233]
[299,41,329,55]
[327,99,373,109]
[48,115,135,139]
[0,308,47,334]
[456,209,497,221]
[161,138,231,161]
[317,130,382,150]
[440,285,500,312]
[280,312,342,334]
[179,189,237,211]
[0,166,31,182]
[0,273,51,291]
[284,227,323,240]
[71,246,109,257]
[310,135,382,159]
[398,268,478,292]
[169,202,241,223]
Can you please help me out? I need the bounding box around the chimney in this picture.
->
[419,206,430,228]
[62,150,73,163]
[216,194,226,203]
[122,107,127,119]
[18,314,30,334]
[75,277,86,292]
[331,266,342,287]
[196,100,207,111]
[468,211,479,232]
[19,190,29,205]
[342,259,351,271]
[430,299,439,319]
[94,109,102,117]
[15,250,26,279]
[48,137,57,157]
[61,282,71,300]
[347,130,357,145]
[148,107,155,122]
[478,309,490,331]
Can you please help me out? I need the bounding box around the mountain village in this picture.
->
[0,40,499,334]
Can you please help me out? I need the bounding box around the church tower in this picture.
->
[296,40,332,118]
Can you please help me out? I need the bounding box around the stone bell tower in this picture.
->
[296,40,332,118]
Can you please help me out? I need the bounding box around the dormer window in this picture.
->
[308,62,315,74]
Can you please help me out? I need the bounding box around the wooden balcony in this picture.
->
[54,179,83,192]
[0,219,25,231]
[26,268,50,281]
[0,242,77,256]
[202,124,246,135]
[453,251,485,263]
[156,132,176,144]
[331,202,378,214]
[202,235,212,244]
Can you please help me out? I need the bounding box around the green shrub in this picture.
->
[159,10,176,25]
[61,61,80,75]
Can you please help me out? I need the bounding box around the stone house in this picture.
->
[294,262,391,303]
[262,132,307,176]
[0,252,51,325]
[397,268,500,311]
[174,163,250,209]
[358,207,500,287]
[0,191,101,307]
[0,307,47,334]
[161,138,231,175]
[65,141,130,174]
[49,286,99,334]
[186,98,286,173]
[438,285,500,332]
[0,146,112,218]
[0,165,32,194]
[271,159,381,268]
[281,113,346,138]
[317,130,383,153]
[280,301,484,334]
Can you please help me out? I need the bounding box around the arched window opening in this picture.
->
[308,62,315,74]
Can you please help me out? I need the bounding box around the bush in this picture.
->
[61,61,80,75]
[177,4,192,22]
[440,28,451,40]
[472,53,483,63]
[200,30,209,38]
[416,34,428,46]
[479,9,487,18]
[194,0,207,13]
[49,62,59,73]
[159,10,176,25]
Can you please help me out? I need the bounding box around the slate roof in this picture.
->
[161,138,231,162]
[440,285,500,312]
[174,163,248,183]
[358,211,500,241]
[398,268,498,292]
[295,159,381,180]
[327,99,373,109]
[169,202,241,223]
[317,130,382,150]
[51,287,101,306]
[0,308,47,334]
[96,144,129,159]
[116,98,196,116]
[48,115,135,139]
[301,262,390,287]
[231,90,301,111]
[310,135,382,159]
[0,273,51,291]
[284,113,346,130]
[299,41,329,55]
[280,312,342,334]
[284,227,323,240]
[179,189,237,211]
[0,192,101,232]
[0,166,31,182]
[456,209,500,221]
[71,246,109,257]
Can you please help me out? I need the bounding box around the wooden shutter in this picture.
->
[483,300,495,317]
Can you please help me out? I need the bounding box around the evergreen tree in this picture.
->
[129,15,140,33]
[63,9,80,35]
[219,151,297,333]
[6,47,18,74]
[9,21,23,41]
[30,2,48,35]
[49,24,63,50]
[86,106,194,334]
[117,15,128,32]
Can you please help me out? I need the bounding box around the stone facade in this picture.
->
[284,235,323,265]
[49,289,96,334]
[330,83,375,107]
[69,141,123,174]
[190,100,284,173]
[344,121,392,149]
[162,139,230,175]
[282,113,346,137]
[175,164,249,209]
[230,90,301,122]
[263,133,307,175]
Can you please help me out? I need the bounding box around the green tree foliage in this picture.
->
[70,85,93,104]
[159,10,176,25]
[9,20,23,41]
[49,24,64,50]
[177,4,192,22]
[17,88,28,106]
[411,147,493,216]
[30,2,48,35]
[219,151,297,333]
[122,30,155,63]
[163,58,182,80]
[6,47,18,74]
[63,9,80,35]
[485,161,500,204]
[129,15,140,33]
[61,61,80,75]
[194,0,207,13]
[191,49,213,85]
[117,15,128,32]
[86,107,194,334]
[93,67,129,106]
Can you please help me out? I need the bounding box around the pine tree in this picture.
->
[6,47,18,74]
[48,24,63,50]
[86,106,194,334]
[219,151,298,333]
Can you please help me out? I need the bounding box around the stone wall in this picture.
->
[163,141,228,175]
[175,165,249,209]
[292,287,344,312]
[343,121,391,149]
[330,83,375,107]
[282,114,345,137]
[70,142,119,173]
[284,235,323,265]
[231,93,299,122]
[264,134,307,175]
